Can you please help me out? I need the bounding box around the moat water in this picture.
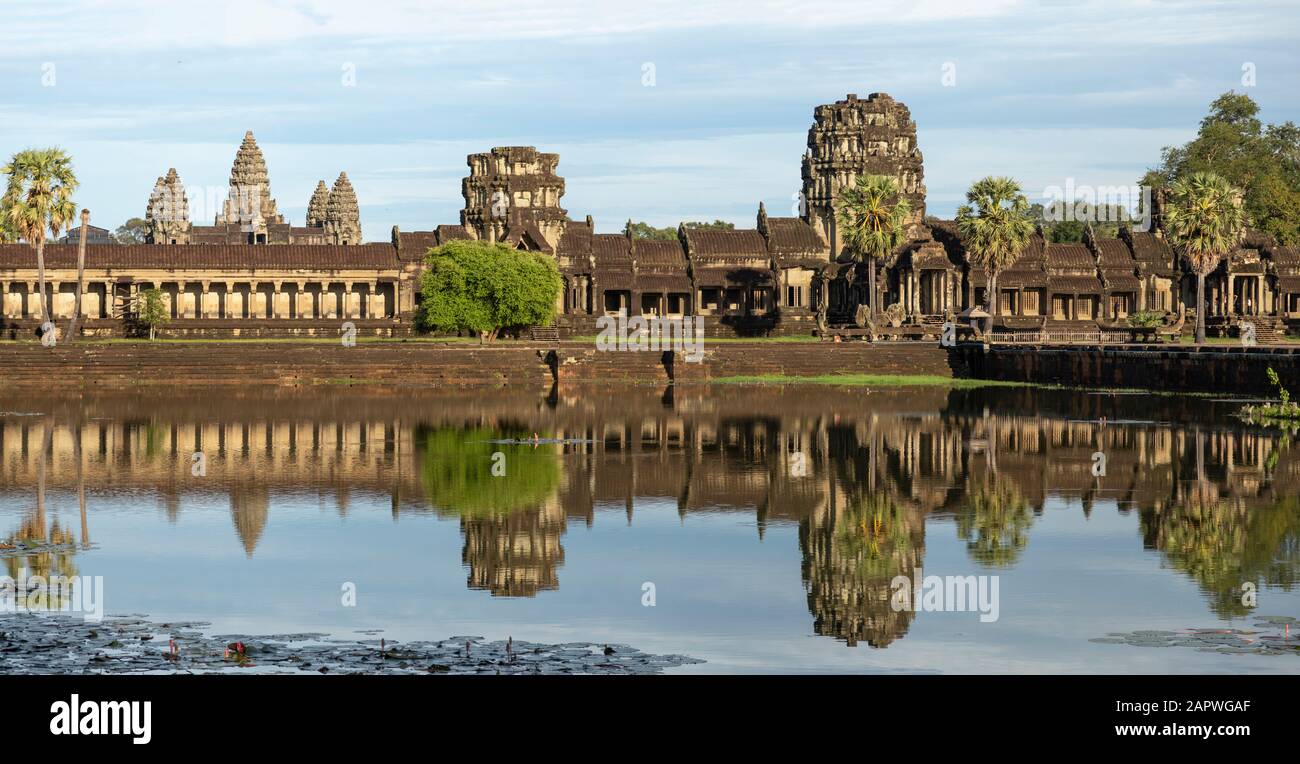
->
[3,384,1299,673]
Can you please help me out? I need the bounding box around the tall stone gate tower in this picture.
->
[801,93,927,258]
[460,147,568,250]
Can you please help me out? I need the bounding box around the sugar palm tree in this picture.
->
[68,208,90,342]
[0,205,15,242]
[835,175,911,319]
[1,149,79,326]
[956,177,1034,334]
[1162,172,1245,345]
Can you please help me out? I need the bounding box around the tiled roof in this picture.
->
[763,217,825,255]
[435,225,472,243]
[1093,238,1134,268]
[556,222,594,259]
[396,231,440,261]
[1125,231,1173,261]
[0,243,399,270]
[685,229,768,260]
[632,240,687,269]
[592,234,632,268]
[1268,246,1300,267]
[1048,275,1103,293]
[1101,271,1140,292]
[1046,243,1095,270]
[999,270,1048,288]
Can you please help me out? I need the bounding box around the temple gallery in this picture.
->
[4,92,1297,340]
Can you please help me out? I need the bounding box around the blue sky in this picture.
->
[2,0,1297,241]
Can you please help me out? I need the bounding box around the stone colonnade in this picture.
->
[0,277,397,320]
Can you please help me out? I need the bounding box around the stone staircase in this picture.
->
[1245,316,1287,344]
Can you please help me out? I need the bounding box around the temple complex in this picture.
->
[2,95,1299,340]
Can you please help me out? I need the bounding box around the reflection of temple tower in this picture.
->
[799,496,925,647]
[460,499,566,596]
[801,93,927,255]
[460,147,567,250]
[230,485,270,557]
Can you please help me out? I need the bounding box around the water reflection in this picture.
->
[2,386,1299,648]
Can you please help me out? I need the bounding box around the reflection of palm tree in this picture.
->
[1140,493,1300,618]
[34,417,53,542]
[800,492,925,647]
[4,518,79,611]
[75,421,90,548]
[955,478,1032,567]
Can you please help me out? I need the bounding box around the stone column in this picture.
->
[48,281,61,319]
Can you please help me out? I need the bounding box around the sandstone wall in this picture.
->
[960,344,1300,395]
[0,341,957,389]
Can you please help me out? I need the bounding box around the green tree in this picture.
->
[1162,172,1245,344]
[135,287,169,340]
[418,239,562,341]
[0,205,15,243]
[1144,92,1300,245]
[1,148,79,323]
[113,217,149,244]
[835,175,911,319]
[955,479,1033,567]
[626,219,734,240]
[956,177,1035,333]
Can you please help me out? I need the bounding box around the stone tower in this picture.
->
[216,130,284,238]
[306,180,330,228]
[801,93,927,257]
[145,168,192,244]
[324,172,361,245]
[460,146,567,250]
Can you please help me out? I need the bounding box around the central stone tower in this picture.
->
[801,93,927,257]
[216,130,285,239]
[460,147,567,250]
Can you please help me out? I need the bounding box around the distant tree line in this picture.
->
[626,219,734,240]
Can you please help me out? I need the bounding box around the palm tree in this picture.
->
[955,177,1035,334]
[1162,172,1245,344]
[68,208,90,342]
[1,149,79,326]
[835,175,911,319]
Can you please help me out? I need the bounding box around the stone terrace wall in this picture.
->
[0,342,959,390]
[960,344,1300,395]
